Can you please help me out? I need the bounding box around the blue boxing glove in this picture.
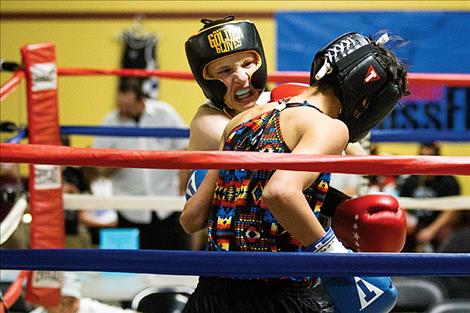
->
[185,169,208,200]
[303,228,398,313]
[322,275,397,313]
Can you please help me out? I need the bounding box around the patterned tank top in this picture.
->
[207,101,331,252]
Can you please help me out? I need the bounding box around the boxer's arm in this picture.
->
[262,111,349,247]
[181,130,227,234]
[344,142,367,156]
[189,104,229,151]
[180,169,218,234]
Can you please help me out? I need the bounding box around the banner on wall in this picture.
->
[276,12,470,132]
[121,31,159,98]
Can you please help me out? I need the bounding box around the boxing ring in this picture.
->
[1,42,470,310]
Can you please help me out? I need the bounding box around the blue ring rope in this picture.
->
[4,128,27,143]
[1,249,469,277]
[371,130,470,143]
[60,126,189,138]
[60,126,470,142]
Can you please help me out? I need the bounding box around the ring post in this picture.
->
[21,42,63,306]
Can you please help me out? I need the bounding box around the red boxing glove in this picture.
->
[332,193,407,252]
[270,83,309,102]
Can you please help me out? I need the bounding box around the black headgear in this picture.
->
[185,16,267,114]
[310,32,402,142]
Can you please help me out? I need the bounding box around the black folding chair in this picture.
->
[391,277,449,313]
[131,286,194,313]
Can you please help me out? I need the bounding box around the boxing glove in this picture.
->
[270,82,309,102]
[304,228,398,313]
[332,192,406,252]
[322,275,398,313]
[185,169,208,200]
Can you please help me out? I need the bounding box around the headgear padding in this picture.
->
[185,17,267,112]
[310,32,403,142]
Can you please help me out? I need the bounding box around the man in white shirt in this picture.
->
[92,78,190,250]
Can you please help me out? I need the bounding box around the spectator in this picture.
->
[30,272,140,313]
[79,167,118,247]
[92,78,190,250]
[398,142,461,252]
[62,166,92,248]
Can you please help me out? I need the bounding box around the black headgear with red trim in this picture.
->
[310,32,402,142]
[185,16,267,113]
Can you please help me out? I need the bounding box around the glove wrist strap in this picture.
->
[303,227,348,253]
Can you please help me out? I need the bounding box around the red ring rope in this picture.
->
[56,67,470,86]
[0,271,28,313]
[1,143,469,175]
[0,70,25,102]
[1,68,469,104]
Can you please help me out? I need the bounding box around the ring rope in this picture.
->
[55,67,470,86]
[64,194,185,211]
[2,66,469,87]
[59,126,470,143]
[1,249,469,277]
[370,129,470,143]
[0,270,28,313]
[2,143,469,175]
[0,195,28,245]
[62,194,470,212]
[0,70,24,102]
[4,128,27,144]
[60,125,190,138]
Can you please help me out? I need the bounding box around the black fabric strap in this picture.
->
[321,186,351,217]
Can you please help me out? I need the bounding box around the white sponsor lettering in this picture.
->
[34,164,62,190]
[32,271,63,288]
[30,63,57,91]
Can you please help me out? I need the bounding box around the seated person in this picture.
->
[62,167,92,248]
[30,272,140,313]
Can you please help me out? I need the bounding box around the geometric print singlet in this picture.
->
[207,101,331,253]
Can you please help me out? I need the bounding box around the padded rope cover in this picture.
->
[1,143,469,176]
[1,249,470,277]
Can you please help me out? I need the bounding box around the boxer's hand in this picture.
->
[270,83,309,102]
[303,228,398,313]
[185,169,208,200]
[322,276,398,313]
[332,193,407,252]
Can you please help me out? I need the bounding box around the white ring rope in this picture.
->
[63,194,185,211]
[397,196,470,211]
[0,195,28,245]
[62,194,469,212]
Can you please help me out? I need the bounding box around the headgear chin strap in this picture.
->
[310,32,402,142]
[185,17,267,115]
